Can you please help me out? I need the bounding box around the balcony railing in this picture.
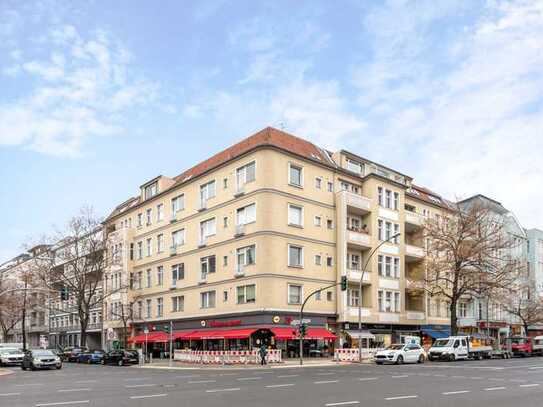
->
[343,190,371,212]
[405,211,424,228]
[235,264,245,277]
[406,311,425,320]
[235,224,245,237]
[346,267,371,283]
[347,229,371,249]
[405,244,425,261]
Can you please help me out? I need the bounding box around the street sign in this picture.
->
[143,327,149,334]
[290,318,311,326]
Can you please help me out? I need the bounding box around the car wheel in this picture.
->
[56,365,62,370]
[418,354,425,364]
[21,365,26,371]
[448,354,455,362]
[30,364,37,371]
[118,360,124,367]
[396,355,404,365]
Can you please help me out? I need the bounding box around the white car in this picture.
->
[374,343,426,365]
[0,347,25,366]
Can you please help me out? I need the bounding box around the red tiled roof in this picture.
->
[407,184,455,211]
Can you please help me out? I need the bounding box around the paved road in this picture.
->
[1,358,543,407]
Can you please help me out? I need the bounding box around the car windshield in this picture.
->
[432,339,451,347]
[387,344,405,350]
[510,337,526,344]
[32,350,55,357]
[0,349,20,355]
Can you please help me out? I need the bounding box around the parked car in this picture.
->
[0,347,25,366]
[101,350,139,366]
[77,350,105,364]
[61,347,89,362]
[532,336,543,356]
[21,349,62,370]
[375,343,426,365]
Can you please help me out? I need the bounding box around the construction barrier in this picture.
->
[173,349,282,364]
[333,348,383,362]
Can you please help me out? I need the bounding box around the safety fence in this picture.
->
[173,349,282,364]
[333,348,383,362]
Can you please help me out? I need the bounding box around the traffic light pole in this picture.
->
[169,321,173,367]
[298,281,343,366]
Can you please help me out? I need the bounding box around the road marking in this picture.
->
[206,388,240,393]
[266,384,295,388]
[74,380,96,384]
[36,401,90,407]
[16,383,43,387]
[385,395,418,401]
[519,384,540,388]
[488,378,505,381]
[188,380,216,384]
[325,402,360,406]
[434,374,447,377]
[129,394,167,400]
[316,372,336,376]
[237,377,262,381]
[164,384,176,388]
[391,375,408,378]
[175,374,200,378]
[529,366,543,370]
[58,389,91,393]
[124,377,150,381]
[277,374,299,378]
[314,380,339,384]
[484,387,506,391]
[451,376,467,379]
[218,373,237,376]
[0,393,21,397]
[442,390,471,395]
[470,377,483,380]
[509,379,526,383]
[359,377,379,381]
[125,384,157,388]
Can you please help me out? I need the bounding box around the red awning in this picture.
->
[128,331,169,344]
[305,328,337,340]
[270,327,297,340]
[180,328,258,340]
[270,327,336,340]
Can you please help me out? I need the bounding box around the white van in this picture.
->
[533,336,543,356]
[428,336,469,361]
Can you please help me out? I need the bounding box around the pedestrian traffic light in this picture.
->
[340,276,347,291]
[60,286,69,301]
[299,323,307,338]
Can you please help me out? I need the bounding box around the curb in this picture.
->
[0,369,14,376]
[136,361,364,371]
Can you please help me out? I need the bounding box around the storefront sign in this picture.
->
[479,321,508,329]
[209,319,242,327]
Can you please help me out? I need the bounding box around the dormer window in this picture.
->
[346,159,363,175]
[144,182,158,200]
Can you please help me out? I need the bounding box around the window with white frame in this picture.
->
[236,161,256,190]
[172,295,184,312]
[288,245,303,267]
[171,194,184,216]
[146,238,152,256]
[201,255,216,275]
[346,159,363,174]
[288,284,302,304]
[146,269,152,288]
[137,241,143,259]
[200,291,216,308]
[172,229,185,247]
[157,234,164,253]
[378,187,384,206]
[347,288,360,307]
[144,182,158,200]
[237,284,256,304]
[378,255,400,278]
[289,164,303,187]
[314,216,322,227]
[200,218,216,239]
[458,302,469,318]
[315,254,322,265]
[385,190,392,209]
[315,177,322,189]
[137,213,143,227]
[236,203,256,225]
[200,180,216,204]
[288,204,303,227]
[393,192,399,210]
[146,208,152,225]
[347,253,361,270]
[172,263,184,286]
[156,204,163,222]
[157,266,163,286]
[378,290,400,312]
[157,297,163,317]
[237,245,255,266]
[146,299,152,318]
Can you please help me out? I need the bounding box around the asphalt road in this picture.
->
[2,357,543,407]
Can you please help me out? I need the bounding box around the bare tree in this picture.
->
[422,202,523,335]
[0,277,22,342]
[110,302,136,349]
[501,279,543,336]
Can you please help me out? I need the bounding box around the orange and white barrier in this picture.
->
[173,349,282,364]
[334,348,381,362]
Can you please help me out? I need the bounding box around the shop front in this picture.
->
[421,325,451,349]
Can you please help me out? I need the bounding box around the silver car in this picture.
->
[0,347,25,366]
[21,349,62,370]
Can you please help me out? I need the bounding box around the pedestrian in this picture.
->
[259,344,268,366]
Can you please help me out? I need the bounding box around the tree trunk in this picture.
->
[524,322,530,337]
[450,300,458,336]
[22,281,28,350]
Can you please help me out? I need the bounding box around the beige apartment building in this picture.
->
[102,127,452,355]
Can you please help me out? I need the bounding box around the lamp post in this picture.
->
[358,232,401,362]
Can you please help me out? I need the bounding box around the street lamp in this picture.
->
[357,232,401,362]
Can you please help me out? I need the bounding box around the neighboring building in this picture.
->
[103,127,453,355]
[457,195,529,337]
[526,228,543,298]
[0,246,50,347]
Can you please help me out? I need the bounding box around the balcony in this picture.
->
[343,190,371,214]
[235,264,245,278]
[405,244,425,262]
[198,236,207,248]
[234,224,245,238]
[405,278,424,291]
[347,228,371,250]
[348,307,372,318]
[406,311,425,321]
[405,211,424,232]
[346,267,371,284]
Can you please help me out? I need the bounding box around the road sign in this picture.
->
[290,318,311,326]
[143,327,149,334]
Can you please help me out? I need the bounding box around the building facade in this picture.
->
[526,228,543,298]
[102,127,454,354]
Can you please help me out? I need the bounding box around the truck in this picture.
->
[532,336,543,356]
[427,335,493,361]
[507,336,533,357]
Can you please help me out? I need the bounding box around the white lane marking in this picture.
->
[175,374,200,378]
[278,374,299,378]
[391,375,408,378]
[0,393,21,397]
[259,372,274,374]
[164,385,175,388]
[206,388,240,393]
[218,373,237,376]
[359,377,379,381]
[125,384,157,388]
[442,390,471,395]
[451,376,467,379]
[325,402,360,406]
[434,374,447,377]
[188,380,216,384]
[16,383,43,387]
[36,401,90,407]
[58,389,91,393]
[470,377,483,380]
[124,377,150,381]
[74,380,96,384]
[488,378,505,381]
[484,387,506,391]
[314,380,339,384]
[266,384,295,388]
[520,384,540,388]
[529,366,543,370]
[385,395,418,401]
[237,377,262,381]
[129,394,167,400]
[316,372,336,376]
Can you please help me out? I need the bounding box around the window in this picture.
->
[172,229,185,247]
[315,291,321,301]
[378,219,383,240]
[146,238,152,256]
[200,180,216,204]
[146,208,152,225]
[393,224,400,243]
[327,291,333,301]
[288,245,303,267]
[315,254,322,265]
[223,216,228,228]
[394,292,400,313]
[378,187,383,206]
[236,161,256,189]
[459,302,468,318]
[157,234,164,253]
[393,192,399,210]
[378,290,400,312]
[378,255,400,278]
[288,204,303,227]
[200,218,216,239]
[172,263,184,286]
[326,256,333,267]
[157,203,164,222]
[385,221,392,240]
[327,219,334,229]
[223,255,228,266]
[137,242,143,259]
[236,203,256,225]
[385,291,392,312]
[171,194,184,217]
[157,266,163,286]
[314,216,322,227]
[348,253,360,270]
[146,299,152,318]
[348,289,360,307]
[289,164,303,187]
[146,269,151,288]
[327,181,334,192]
[137,213,143,227]
[223,291,228,302]
[288,284,302,304]
[385,190,391,209]
[201,255,216,276]
[315,177,322,189]
[223,178,228,189]
[393,258,400,278]
[157,297,163,317]
[237,245,255,266]
[201,291,216,308]
[346,159,363,174]
[144,182,158,200]
[172,296,184,312]
[385,256,391,277]
[237,284,256,304]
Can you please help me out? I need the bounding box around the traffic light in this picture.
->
[60,286,69,301]
[299,323,307,338]
[163,324,170,333]
[340,276,347,291]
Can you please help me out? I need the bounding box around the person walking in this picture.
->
[259,344,268,366]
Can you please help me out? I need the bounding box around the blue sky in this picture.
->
[1,0,542,263]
